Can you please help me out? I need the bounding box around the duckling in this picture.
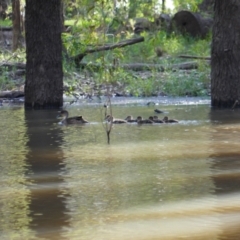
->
[163,116,178,123]
[137,116,154,124]
[105,115,127,124]
[125,115,137,123]
[57,110,89,125]
[149,116,164,123]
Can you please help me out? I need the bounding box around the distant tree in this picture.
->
[198,0,214,14]
[162,0,165,12]
[25,0,63,109]
[128,0,137,18]
[211,0,240,108]
[12,0,21,51]
[0,0,7,19]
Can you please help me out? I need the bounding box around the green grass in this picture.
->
[0,19,12,27]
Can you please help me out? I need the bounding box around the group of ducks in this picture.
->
[106,115,178,124]
[57,110,179,125]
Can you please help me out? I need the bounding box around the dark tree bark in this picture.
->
[25,0,63,109]
[211,1,240,108]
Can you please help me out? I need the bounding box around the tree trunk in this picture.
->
[211,1,240,108]
[162,0,165,13]
[128,0,137,18]
[60,0,64,31]
[12,0,21,51]
[198,0,214,14]
[25,0,63,109]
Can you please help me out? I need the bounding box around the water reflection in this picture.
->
[1,104,240,239]
[24,110,69,239]
[0,108,34,239]
[209,109,240,240]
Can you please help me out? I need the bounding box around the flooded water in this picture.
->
[1,99,240,240]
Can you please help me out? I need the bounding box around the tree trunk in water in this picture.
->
[211,1,240,108]
[25,0,63,109]
[12,0,21,51]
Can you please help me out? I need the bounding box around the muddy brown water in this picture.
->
[1,98,240,240]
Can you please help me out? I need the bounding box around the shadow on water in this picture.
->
[24,110,69,239]
[209,108,240,240]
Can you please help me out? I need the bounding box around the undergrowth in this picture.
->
[62,28,211,97]
[0,24,211,97]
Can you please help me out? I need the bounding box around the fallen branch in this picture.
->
[178,55,211,60]
[0,90,24,98]
[0,59,209,75]
[0,62,26,70]
[79,61,207,71]
[72,36,144,67]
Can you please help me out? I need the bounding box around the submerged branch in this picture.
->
[103,97,113,144]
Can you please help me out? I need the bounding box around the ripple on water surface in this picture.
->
[1,104,240,239]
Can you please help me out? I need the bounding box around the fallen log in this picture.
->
[178,54,211,60]
[0,90,24,98]
[170,10,213,38]
[0,62,26,70]
[72,36,144,67]
[0,59,209,76]
[79,62,164,71]
[80,61,208,71]
[172,61,210,70]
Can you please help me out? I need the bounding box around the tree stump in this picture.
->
[170,10,213,38]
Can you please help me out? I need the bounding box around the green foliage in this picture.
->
[162,68,209,96]
[128,0,160,19]
[62,25,211,97]
[0,67,14,90]
[0,51,25,91]
[0,0,211,98]
[0,19,12,27]
[173,0,202,11]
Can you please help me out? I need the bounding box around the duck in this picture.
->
[137,116,154,124]
[146,101,156,106]
[149,116,164,123]
[125,115,137,123]
[57,110,89,124]
[105,115,127,124]
[163,116,179,123]
[154,109,164,114]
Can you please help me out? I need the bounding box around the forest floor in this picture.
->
[0,68,166,103]
[0,30,210,103]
